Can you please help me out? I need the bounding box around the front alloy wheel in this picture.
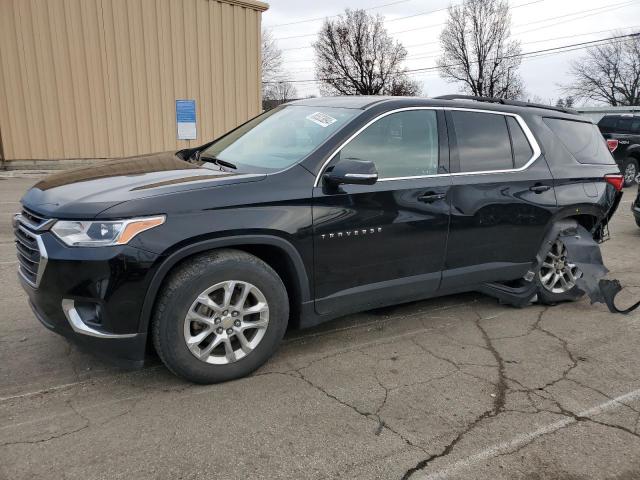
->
[152,249,288,383]
[538,239,581,294]
[184,281,269,365]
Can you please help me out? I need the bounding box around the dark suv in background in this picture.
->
[14,95,623,383]
[597,114,640,186]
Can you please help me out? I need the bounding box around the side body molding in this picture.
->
[137,235,311,333]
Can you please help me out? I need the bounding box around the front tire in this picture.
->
[622,158,638,187]
[152,249,289,383]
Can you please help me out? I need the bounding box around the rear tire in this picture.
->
[622,158,638,187]
[535,234,585,305]
[152,249,289,383]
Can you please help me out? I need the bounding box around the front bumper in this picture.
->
[17,228,160,368]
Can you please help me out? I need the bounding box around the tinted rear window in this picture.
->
[618,117,640,134]
[449,111,513,172]
[598,116,617,129]
[617,118,635,133]
[597,116,640,134]
[543,118,614,165]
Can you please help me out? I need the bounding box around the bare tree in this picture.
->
[313,9,420,96]
[564,33,640,106]
[264,81,298,103]
[437,0,523,99]
[388,77,422,96]
[261,29,283,97]
[553,96,574,109]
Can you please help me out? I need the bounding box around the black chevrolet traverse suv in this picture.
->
[597,114,640,186]
[15,95,623,383]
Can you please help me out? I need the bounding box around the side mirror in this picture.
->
[324,159,378,186]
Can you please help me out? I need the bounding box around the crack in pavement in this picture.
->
[400,303,640,479]
[0,388,144,447]
[410,338,499,388]
[415,388,640,479]
[495,393,640,461]
[287,368,430,456]
[372,369,390,436]
[0,391,90,448]
[401,307,508,479]
[490,305,548,340]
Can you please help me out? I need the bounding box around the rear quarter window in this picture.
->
[506,116,533,168]
[543,117,614,165]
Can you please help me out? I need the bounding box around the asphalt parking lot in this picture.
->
[2,174,640,480]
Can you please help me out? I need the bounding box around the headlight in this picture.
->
[51,216,165,247]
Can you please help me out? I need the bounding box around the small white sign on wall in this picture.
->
[176,99,197,140]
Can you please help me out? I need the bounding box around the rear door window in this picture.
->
[543,117,614,164]
[448,111,513,172]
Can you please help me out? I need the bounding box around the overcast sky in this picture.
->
[261,0,640,104]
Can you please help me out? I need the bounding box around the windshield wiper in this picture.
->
[198,154,237,171]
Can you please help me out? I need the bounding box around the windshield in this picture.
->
[200,105,358,173]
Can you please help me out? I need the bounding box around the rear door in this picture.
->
[440,109,557,290]
[312,108,451,315]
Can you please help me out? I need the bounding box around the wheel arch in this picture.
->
[551,205,606,241]
[625,145,640,161]
[138,235,311,334]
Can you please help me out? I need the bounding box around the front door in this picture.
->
[312,109,451,315]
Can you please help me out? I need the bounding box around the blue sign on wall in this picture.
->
[176,99,196,140]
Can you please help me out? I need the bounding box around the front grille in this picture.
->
[20,207,50,229]
[14,209,50,287]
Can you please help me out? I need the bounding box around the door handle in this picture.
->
[418,192,446,203]
[529,184,551,193]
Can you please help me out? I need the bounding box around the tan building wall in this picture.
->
[0,0,268,167]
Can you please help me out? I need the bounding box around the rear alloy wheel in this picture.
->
[623,158,638,187]
[538,239,581,294]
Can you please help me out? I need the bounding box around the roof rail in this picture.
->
[434,94,578,115]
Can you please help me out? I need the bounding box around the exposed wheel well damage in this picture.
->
[568,214,599,238]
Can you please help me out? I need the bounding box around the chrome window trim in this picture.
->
[313,106,542,187]
[344,173,378,179]
[447,107,541,176]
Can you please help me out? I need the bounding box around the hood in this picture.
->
[21,151,266,218]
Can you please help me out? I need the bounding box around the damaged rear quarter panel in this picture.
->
[529,115,622,240]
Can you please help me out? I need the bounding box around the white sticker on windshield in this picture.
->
[306,111,337,128]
